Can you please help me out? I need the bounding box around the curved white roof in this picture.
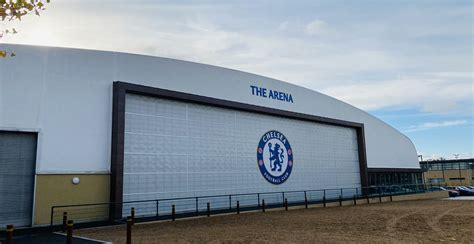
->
[0,44,419,173]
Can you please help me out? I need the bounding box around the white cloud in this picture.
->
[404,120,468,133]
[304,19,326,36]
[321,74,473,114]
[277,21,289,31]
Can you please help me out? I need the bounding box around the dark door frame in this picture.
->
[110,81,369,219]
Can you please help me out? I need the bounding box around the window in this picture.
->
[445,162,470,170]
[369,172,422,186]
[421,161,474,171]
[428,178,444,183]
[431,163,443,171]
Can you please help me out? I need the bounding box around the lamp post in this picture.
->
[453,154,461,185]
[418,155,423,162]
[418,155,426,185]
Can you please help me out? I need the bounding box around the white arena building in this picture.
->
[0,44,422,227]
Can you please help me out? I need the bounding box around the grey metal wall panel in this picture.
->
[123,94,360,215]
[0,132,36,227]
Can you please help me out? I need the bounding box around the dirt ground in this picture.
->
[76,199,474,243]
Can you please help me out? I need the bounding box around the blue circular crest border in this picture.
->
[257,130,293,185]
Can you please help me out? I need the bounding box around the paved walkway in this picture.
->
[444,196,474,200]
[0,232,104,244]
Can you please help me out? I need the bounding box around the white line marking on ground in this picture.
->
[54,232,111,244]
[443,196,474,200]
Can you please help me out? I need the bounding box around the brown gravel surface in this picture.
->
[76,199,474,243]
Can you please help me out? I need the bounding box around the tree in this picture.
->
[0,0,50,57]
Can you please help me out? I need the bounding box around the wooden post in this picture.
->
[126,216,132,244]
[323,196,326,208]
[367,195,370,204]
[62,212,68,233]
[353,195,357,205]
[262,199,265,212]
[66,220,73,244]
[156,200,160,217]
[6,224,13,244]
[284,198,288,211]
[195,198,198,216]
[236,201,240,214]
[339,195,342,206]
[207,202,210,217]
[131,207,135,225]
[304,192,308,209]
[171,205,176,221]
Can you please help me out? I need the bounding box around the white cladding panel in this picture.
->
[123,94,360,208]
[0,45,419,172]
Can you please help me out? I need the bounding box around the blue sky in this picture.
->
[2,0,473,159]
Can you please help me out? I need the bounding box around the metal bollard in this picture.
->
[131,207,135,225]
[262,199,265,212]
[304,194,308,209]
[284,198,288,211]
[207,202,210,217]
[126,216,132,244]
[353,195,357,205]
[323,196,326,208]
[171,205,176,221]
[236,201,240,214]
[195,198,198,216]
[66,220,73,244]
[6,224,13,244]
[156,200,160,217]
[62,212,68,233]
[339,195,342,207]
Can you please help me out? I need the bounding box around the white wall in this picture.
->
[0,44,419,173]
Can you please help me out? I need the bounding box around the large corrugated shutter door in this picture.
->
[0,132,37,227]
[122,94,360,216]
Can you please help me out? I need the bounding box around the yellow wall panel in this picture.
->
[34,174,110,225]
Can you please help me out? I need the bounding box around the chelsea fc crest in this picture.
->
[257,130,293,185]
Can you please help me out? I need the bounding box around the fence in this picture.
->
[50,183,439,231]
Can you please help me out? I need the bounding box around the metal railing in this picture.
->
[50,183,438,231]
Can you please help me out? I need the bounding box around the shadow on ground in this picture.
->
[0,233,103,244]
